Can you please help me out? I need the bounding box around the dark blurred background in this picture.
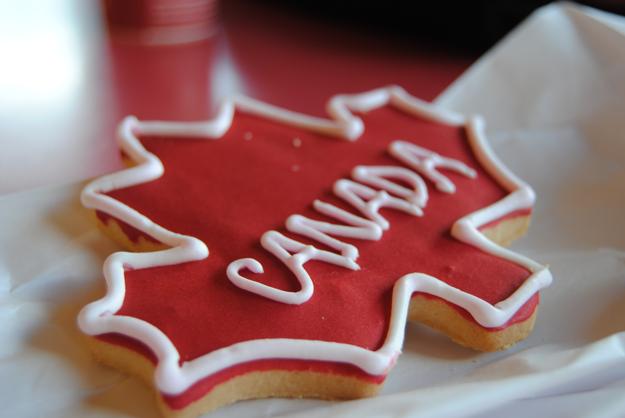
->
[260,0,625,52]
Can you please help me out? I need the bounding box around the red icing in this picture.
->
[96,207,538,332]
[100,104,539,408]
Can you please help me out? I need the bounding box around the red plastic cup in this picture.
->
[103,0,218,45]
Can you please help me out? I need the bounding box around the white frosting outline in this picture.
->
[352,165,429,208]
[78,86,552,395]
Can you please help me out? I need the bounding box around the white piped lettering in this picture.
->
[389,140,476,193]
[352,165,428,208]
[227,141,477,304]
[334,179,421,230]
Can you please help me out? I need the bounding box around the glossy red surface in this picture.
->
[97,103,537,408]
[0,0,473,195]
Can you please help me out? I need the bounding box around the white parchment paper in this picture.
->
[0,3,624,417]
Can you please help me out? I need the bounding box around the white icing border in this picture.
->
[78,86,552,395]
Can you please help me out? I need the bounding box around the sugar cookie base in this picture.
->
[409,296,537,351]
[86,336,380,418]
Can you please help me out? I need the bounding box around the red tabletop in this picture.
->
[0,0,475,195]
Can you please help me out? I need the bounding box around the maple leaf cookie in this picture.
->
[79,86,552,418]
